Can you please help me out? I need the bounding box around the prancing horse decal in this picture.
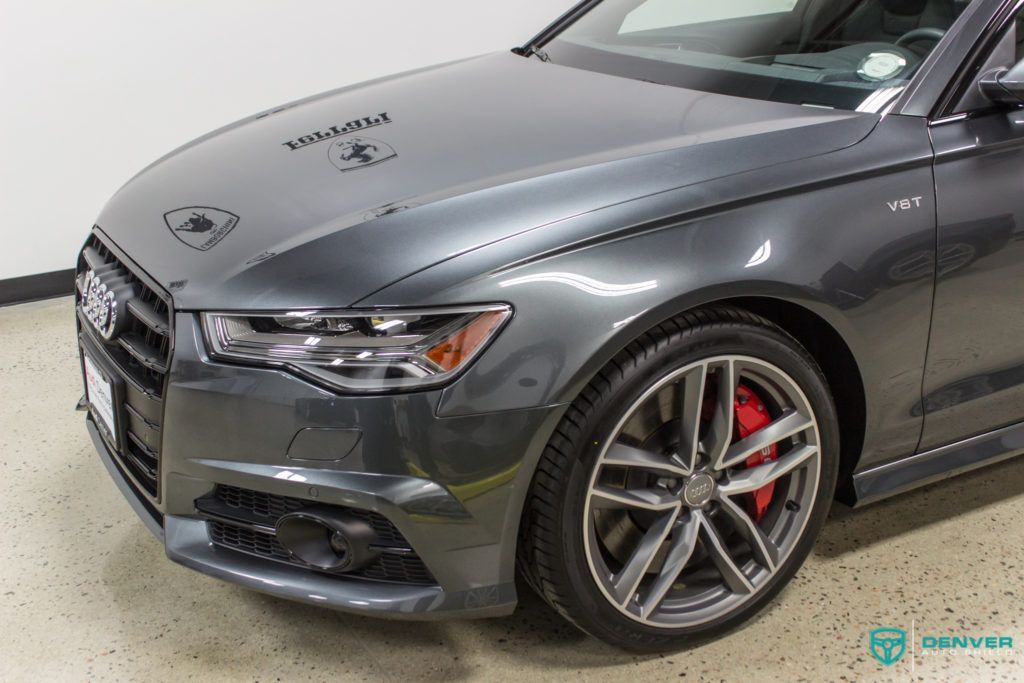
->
[327,137,398,172]
[164,207,240,251]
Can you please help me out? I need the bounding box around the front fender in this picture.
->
[364,115,937,473]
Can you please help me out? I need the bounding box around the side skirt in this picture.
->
[853,421,1024,505]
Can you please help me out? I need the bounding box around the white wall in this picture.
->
[0,0,576,281]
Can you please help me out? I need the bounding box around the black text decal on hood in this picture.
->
[282,112,392,151]
[164,207,240,251]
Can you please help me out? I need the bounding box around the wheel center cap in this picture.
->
[683,473,716,507]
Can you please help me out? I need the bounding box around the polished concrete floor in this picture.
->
[1,296,1022,682]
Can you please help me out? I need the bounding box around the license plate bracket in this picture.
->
[83,352,118,449]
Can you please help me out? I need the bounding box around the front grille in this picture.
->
[77,232,172,499]
[197,485,436,585]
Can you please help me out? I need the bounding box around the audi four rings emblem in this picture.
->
[81,270,121,340]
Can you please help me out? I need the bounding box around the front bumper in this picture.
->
[84,310,567,619]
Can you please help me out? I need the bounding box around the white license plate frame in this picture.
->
[83,353,118,449]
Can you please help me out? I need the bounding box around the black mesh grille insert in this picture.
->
[199,485,435,585]
[214,485,412,548]
[77,233,172,499]
[209,521,294,563]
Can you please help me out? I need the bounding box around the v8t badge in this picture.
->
[327,137,397,172]
[164,207,240,251]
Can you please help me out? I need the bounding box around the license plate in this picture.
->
[84,354,117,448]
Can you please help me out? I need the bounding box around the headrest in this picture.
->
[881,0,929,16]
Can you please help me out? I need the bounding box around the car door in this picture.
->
[920,4,1024,450]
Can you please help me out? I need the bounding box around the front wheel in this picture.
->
[517,308,839,651]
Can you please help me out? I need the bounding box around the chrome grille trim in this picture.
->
[77,231,173,500]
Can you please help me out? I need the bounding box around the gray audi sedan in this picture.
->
[76,0,1024,651]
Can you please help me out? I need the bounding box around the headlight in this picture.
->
[202,305,511,393]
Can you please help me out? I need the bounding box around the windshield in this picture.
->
[544,0,967,111]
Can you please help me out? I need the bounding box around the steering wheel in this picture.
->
[895,27,946,47]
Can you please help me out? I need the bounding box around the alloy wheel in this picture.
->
[582,355,821,628]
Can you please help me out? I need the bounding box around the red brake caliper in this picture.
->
[734,385,777,522]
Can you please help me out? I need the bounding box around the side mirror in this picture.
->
[980,59,1024,105]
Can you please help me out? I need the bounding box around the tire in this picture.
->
[517,307,839,652]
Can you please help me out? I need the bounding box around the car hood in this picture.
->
[94,51,876,310]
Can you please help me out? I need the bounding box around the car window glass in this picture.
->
[621,0,800,33]
[547,0,964,112]
[1016,14,1024,61]
[950,6,1024,114]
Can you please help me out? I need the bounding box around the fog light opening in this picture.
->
[275,507,381,573]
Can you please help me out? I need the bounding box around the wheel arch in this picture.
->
[561,290,868,504]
